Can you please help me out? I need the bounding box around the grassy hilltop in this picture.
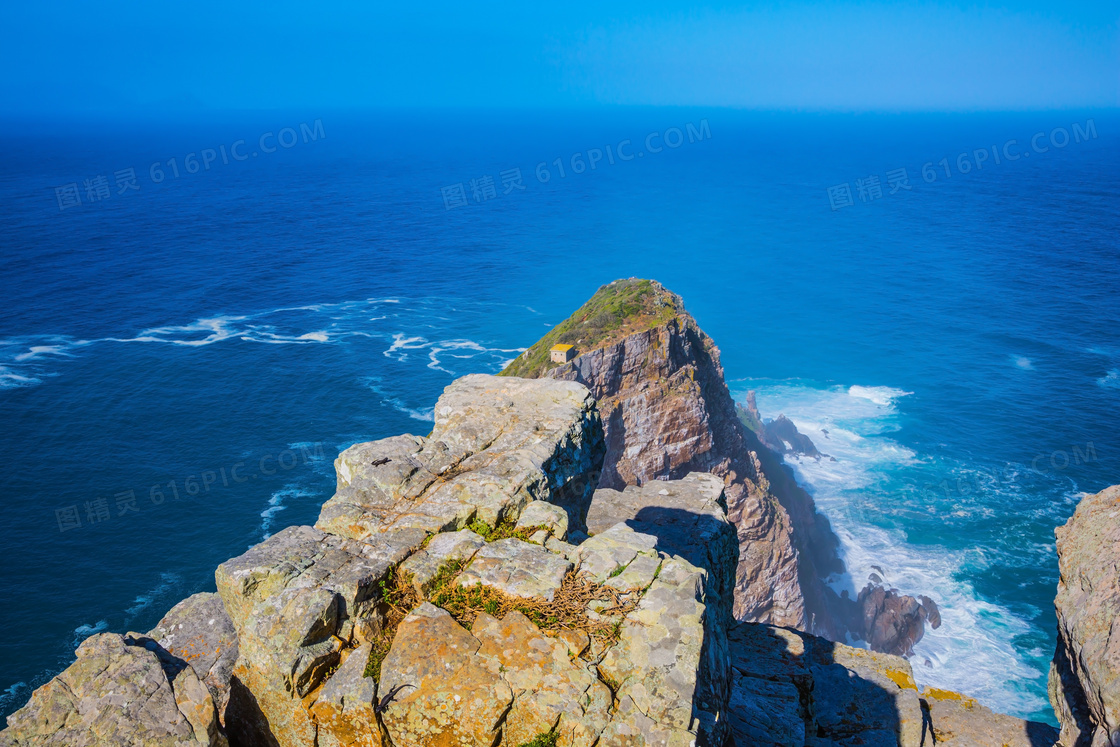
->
[500,278,683,379]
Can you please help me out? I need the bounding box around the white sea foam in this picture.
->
[124,572,180,620]
[847,384,912,406]
[1012,356,1034,370]
[0,366,41,388]
[71,620,108,642]
[739,380,1050,719]
[1099,369,1120,389]
[0,297,527,391]
[365,377,436,421]
[261,486,317,539]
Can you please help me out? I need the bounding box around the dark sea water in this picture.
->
[1,109,1117,726]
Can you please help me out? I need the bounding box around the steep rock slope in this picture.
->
[502,279,846,633]
[1050,484,1120,747]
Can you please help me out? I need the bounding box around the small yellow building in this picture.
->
[550,344,576,363]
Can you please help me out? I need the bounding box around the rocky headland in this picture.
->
[1,279,1110,747]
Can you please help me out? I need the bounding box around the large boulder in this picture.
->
[0,633,225,747]
[1050,484,1120,747]
[214,524,425,747]
[316,374,605,539]
[727,622,924,747]
[456,537,572,603]
[148,593,238,727]
[308,642,382,747]
[586,472,737,624]
[378,603,512,747]
[473,611,611,747]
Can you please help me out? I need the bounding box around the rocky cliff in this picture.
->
[3,281,1113,747]
[3,375,736,746]
[1050,484,1120,747]
[501,279,936,654]
[501,279,843,632]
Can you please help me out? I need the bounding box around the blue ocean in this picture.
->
[1,110,1117,726]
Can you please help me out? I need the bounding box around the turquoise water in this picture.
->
[1,110,1117,725]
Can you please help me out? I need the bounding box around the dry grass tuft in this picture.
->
[431,565,635,643]
[362,566,421,682]
[364,553,638,679]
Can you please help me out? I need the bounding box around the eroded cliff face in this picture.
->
[508,281,844,634]
[1050,484,1120,747]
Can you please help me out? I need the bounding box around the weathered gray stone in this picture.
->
[215,524,425,631]
[148,592,238,727]
[0,633,225,747]
[398,528,485,594]
[922,687,1058,746]
[1050,484,1120,747]
[379,603,512,747]
[726,672,805,747]
[724,621,1054,747]
[586,472,726,539]
[599,557,727,747]
[517,499,570,541]
[809,644,924,747]
[214,524,424,747]
[316,375,604,540]
[458,537,572,602]
[604,553,662,593]
[588,473,737,629]
[574,523,659,584]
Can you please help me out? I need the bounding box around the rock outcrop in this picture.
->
[740,392,823,459]
[839,584,942,658]
[148,593,239,729]
[500,279,943,655]
[0,372,738,747]
[0,633,226,747]
[501,279,845,635]
[1050,484,1120,747]
[726,621,1059,747]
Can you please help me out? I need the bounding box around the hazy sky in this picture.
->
[2,1,1117,114]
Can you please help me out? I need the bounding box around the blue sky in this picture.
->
[1,1,1117,114]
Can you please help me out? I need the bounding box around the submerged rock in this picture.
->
[853,584,942,657]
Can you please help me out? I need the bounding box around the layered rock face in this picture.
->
[1049,484,1120,747]
[505,280,844,633]
[317,374,605,539]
